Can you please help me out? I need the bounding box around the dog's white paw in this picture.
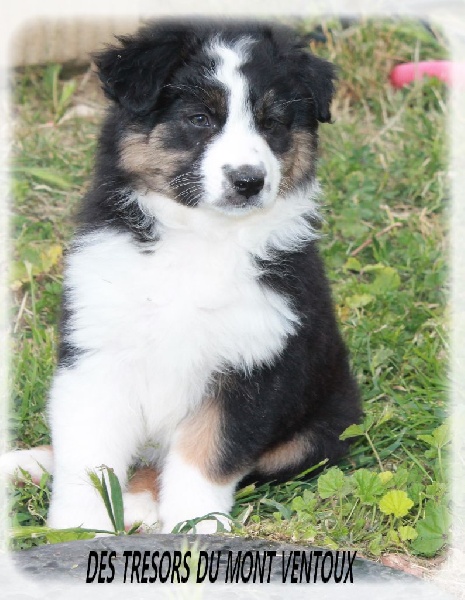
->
[48,504,114,532]
[0,447,53,484]
[159,451,237,534]
[123,490,159,531]
[47,482,115,532]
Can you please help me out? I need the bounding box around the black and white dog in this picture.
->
[3,21,361,533]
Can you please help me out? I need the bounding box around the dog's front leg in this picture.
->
[159,451,240,534]
[158,400,242,534]
[47,362,140,531]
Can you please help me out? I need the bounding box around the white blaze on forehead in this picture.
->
[201,38,281,210]
[210,38,253,130]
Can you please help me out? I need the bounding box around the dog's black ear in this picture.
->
[295,49,337,123]
[94,25,189,115]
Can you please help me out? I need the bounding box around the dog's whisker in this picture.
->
[170,181,203,191]
[270,96,313,110]
[177,187,203,200]
[169,173,202,187]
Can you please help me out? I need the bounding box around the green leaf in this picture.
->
[365,266,401,295]
[425,482,447,499]
[294,459,328,479]
[376,406,395,427]
[345,293,375,309]
[363,263,387,272]
[398,525,418,542]
[303,489,316,505]
[11,525,113,540]
[88,468,116,532]
[235,484,256,500]
[322,536,339,550]
[371,347,394,369]
[391,468,409,489]
[408,482,424,504]
[368,534,383,556]
[291,496,305,513]
[235,504,254,526]
[291,491,317,515]
[126,522,143,535]
[261,498,292,520]
[100,469,117,532]
[411,502,450,556]
[59,80,77,110]
[363,414,375,431]
[88,470,103,495]
[46,530,95,544]
[107,468,125,533]
[379,490,414,518]
[432,422,451,447]
[417,421,450,450]
[387,529,400,544]
[317,467,350,499]
[378,471,394,485]
[172,513,231,534]
[43,64,61,97]
[343,257,362,272]
[353,469,384,504]
[339,423,365,440]
[10,525,52,539]
[417,434,435,446]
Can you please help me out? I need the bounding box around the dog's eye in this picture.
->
[263,117,277,131]
[189,114,210,127]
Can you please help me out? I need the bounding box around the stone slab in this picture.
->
[0,534,454,599]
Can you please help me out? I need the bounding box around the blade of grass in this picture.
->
[99,469,117,532]
[107,467,125,533]
[11,525,115,538]
[88,469,116,532]
[12,166,74,190]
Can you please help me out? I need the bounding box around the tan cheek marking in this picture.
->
[256,434,312,475]
[127,466,160,501]
[280,130,316,188]
[119,125,190,192]
[177,400,229,484]
[120,131,152,175]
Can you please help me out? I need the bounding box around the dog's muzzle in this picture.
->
[221,164,266,209]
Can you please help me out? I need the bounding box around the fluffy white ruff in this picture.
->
[140,182,320,260]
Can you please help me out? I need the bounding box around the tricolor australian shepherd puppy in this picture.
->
[3,20,361,533]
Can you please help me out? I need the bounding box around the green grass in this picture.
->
[8,19,450,559]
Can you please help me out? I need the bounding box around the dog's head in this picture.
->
[95,21,336,216]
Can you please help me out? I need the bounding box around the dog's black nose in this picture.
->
[229,167,265,199]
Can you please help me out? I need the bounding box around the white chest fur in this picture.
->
[64,222,299,441]
[63,185,321,448]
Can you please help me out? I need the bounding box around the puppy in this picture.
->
[3,21,361,533]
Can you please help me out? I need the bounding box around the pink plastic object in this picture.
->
[390,60,465,88]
